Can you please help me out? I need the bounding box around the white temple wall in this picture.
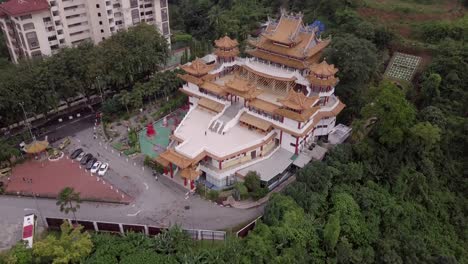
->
[281,131,297,153]
[188,96,199,107]
[283,117,298,128]
[313,116,337,137]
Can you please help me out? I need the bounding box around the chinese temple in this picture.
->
[156,10,346,190]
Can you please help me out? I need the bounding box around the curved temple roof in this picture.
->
[277,90,318,111]
[180,58,216,76]
[309,60,339,76]
[214,35,239,49]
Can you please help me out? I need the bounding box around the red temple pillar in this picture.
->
[218,160,222,170]
[184,178,187,186]
[260,145,263,157]
[170,163,174,178]
[298,122,301,129]
[190,180,195,190]
[279,130,283,144]
[163,167,167,175]
[295,137,299,154]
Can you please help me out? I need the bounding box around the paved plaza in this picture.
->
[5,158,132,204]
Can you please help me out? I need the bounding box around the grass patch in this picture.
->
[123,147,139,156]
[112,142,125,151]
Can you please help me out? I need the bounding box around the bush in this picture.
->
[251,187,269,200]
[2,242,32,264]
[121,112,131,121]
[195,182,206,196]
[234,182,249,200]
[420,19,467,43]
[128,129,138,148]
[244,171,262,192]
[172,33,192,43]
[207,190,219,201]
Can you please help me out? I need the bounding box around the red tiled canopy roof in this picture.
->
[0,0,49,17]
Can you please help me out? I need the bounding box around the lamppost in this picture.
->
[25,178,46,228]
[19,102,35,141]
[95,76,104,102]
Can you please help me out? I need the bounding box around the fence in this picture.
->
[45,217,226,241]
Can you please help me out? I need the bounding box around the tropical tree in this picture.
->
[33,221,93,264]
[154,226,190,255]
[323,33,378,84]
[119,90,131,114]
[420,73,442,106]
[56,187,81,222]
[130,87,143,110]
[361,81,416,147]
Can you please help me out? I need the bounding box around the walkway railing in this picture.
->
[45,217,226,241]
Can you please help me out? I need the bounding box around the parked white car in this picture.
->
[98,162,109,176]
[75,152,85,161]
[90,161,102,174]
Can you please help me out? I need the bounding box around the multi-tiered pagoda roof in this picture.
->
[247,10,331,70]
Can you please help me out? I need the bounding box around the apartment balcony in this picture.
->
[46,29,57,36]
[68,24,90,34]
[48,39,59,46]
[69,30,90,42]
[66,15,88,25]
[62,0,86,8]
[43,21,54,27]
[63,7,86,16]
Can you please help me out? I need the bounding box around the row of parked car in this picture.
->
[70,148,109,176]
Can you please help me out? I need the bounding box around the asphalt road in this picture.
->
[0,116,264,250]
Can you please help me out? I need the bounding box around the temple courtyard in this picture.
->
[5,158,132,204]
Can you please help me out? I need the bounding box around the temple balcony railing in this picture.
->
[243,57,309,86]
[199,144,280,179]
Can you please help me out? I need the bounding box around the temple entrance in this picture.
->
[251,150,257,159]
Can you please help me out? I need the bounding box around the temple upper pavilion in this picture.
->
[156,11,345,190]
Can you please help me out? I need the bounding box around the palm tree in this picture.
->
[56,187,81,222]
[119,90,131,113]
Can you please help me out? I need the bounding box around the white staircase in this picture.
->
[209,120,225,134]
[208,102,243,134]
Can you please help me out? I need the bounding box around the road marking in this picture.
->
[143,182,149,190]
[127,210,141,217]
[24,208,35,211]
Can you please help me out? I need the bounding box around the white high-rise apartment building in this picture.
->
[0,0,170,63]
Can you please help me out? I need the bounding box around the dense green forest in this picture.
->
[1,0,467,263]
